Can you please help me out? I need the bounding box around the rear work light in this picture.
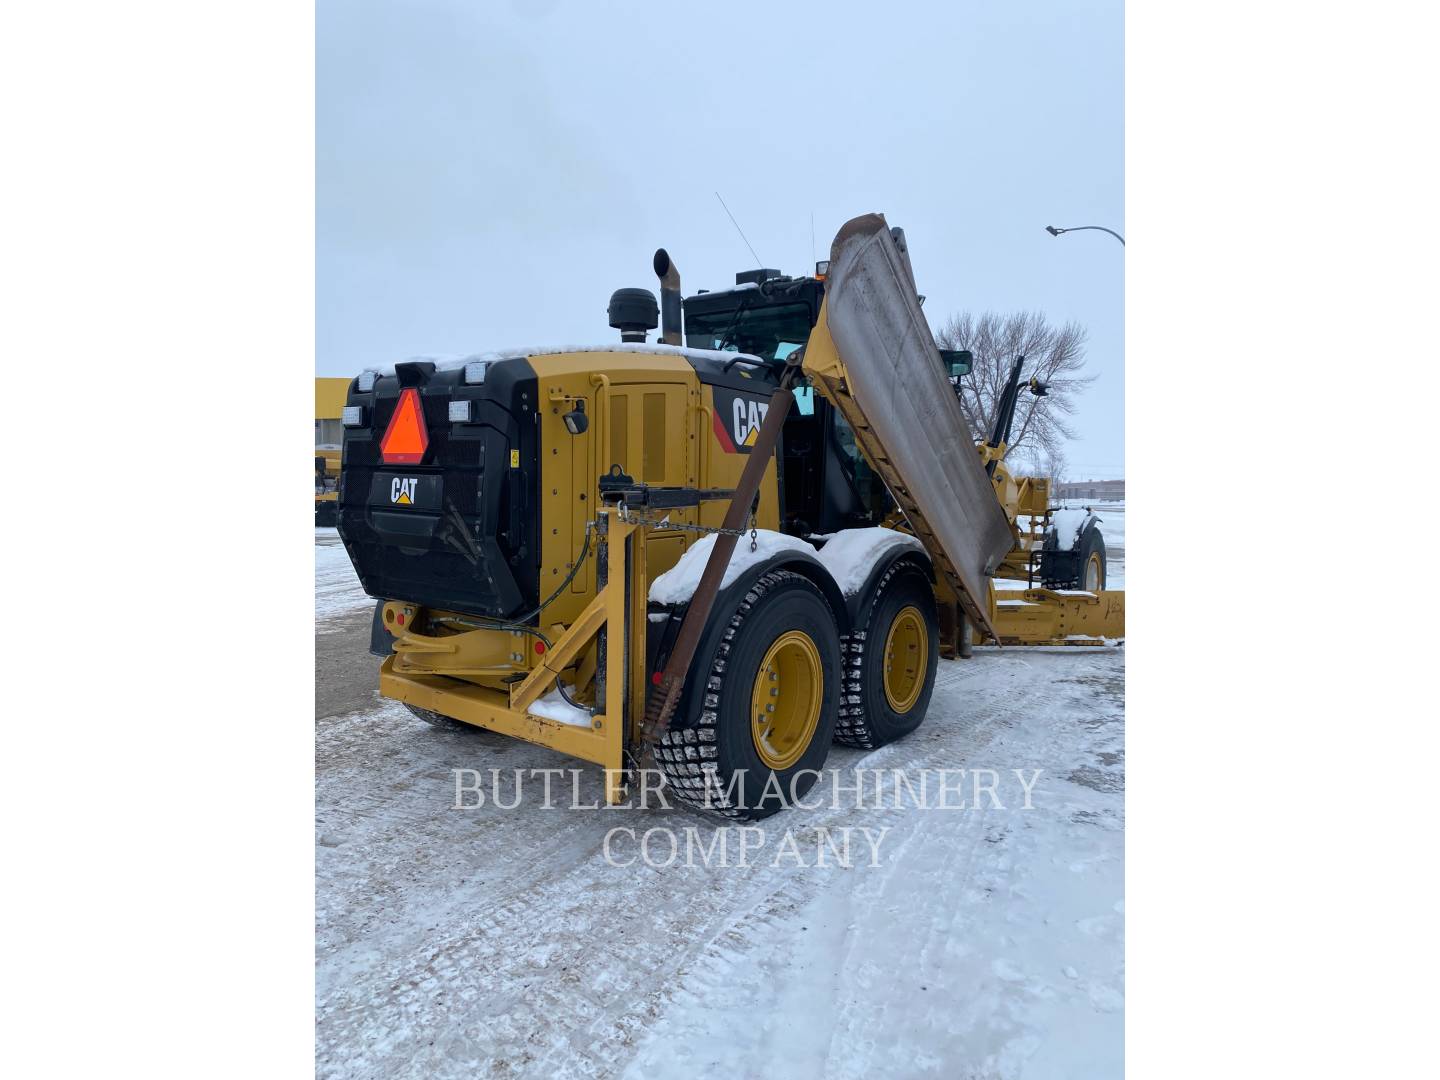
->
[341,405,366,427]
[464,361,490,384]
[448,399,473,423]
[356,369,379,392]
[379,387,429,464]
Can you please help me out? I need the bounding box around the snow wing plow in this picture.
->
[337,212,1122,817]
[802,214,1014,642]
[806,212,1124,651]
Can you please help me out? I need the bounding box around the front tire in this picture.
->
[654,570,840,819]
[1076,524,1106,591]
[1041,519,1107,591]
[834,560,939,749]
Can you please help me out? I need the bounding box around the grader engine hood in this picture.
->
[804,213,1015,637]
[336,358,540,620]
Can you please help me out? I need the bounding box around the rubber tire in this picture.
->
[654,569,840,820]
[1041,520,1107,590]
[834,560,939,749]
[404,703,471,731]
[1075,524,1106,591]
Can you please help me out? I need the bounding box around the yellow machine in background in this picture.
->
[315,377,349,525]
[332,215,1124,816]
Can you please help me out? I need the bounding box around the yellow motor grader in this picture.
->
[315,377,350,526]
[333,214,1123,817]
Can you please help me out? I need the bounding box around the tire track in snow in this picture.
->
[316,650,1123,1079]
[617,656,1091,1079]
[815,654,1125,1078]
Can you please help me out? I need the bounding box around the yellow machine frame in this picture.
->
[376,505,1121,808]
[989,585,1125,644]
[378,509,648,804]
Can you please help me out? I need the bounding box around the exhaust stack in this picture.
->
[653,248,682,346]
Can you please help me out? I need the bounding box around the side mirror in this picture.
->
[939,349,973,377]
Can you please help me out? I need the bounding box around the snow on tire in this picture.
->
[654,569,839,820]
[833,559,939,750]
[1040,517,1106,590]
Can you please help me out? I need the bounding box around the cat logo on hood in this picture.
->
[712,387,771,454]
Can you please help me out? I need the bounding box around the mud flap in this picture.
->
[369,601,394,658]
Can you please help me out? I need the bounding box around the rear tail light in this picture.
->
[341,405,366,427]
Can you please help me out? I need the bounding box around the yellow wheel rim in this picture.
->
[750,630,823,771]
[1084,553,1103,591]
[882,606,927,713]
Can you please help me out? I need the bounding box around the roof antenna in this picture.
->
[810,211,816,265]
[714,191,762,267]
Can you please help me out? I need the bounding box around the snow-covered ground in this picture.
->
[316,529,1126,1078]
[315,528,376,627]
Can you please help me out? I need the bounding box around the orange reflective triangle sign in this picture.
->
[380,387,429,465]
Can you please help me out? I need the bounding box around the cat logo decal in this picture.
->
[390,477,418,505]
[732,397,769,448]
[711,388,771,454]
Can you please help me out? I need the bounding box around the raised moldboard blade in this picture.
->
[805,213,1013,639]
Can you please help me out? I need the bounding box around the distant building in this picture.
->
[1055,478,1125,502]
[316,377,351,447]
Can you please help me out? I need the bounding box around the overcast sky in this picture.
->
[318,0,1123,477]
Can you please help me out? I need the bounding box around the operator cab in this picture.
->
[682,268,889,537]
[682,269,822,363]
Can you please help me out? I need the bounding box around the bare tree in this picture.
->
[935,311,1095,462]
[1008,443,1066,492]
[1041,445,1068,489]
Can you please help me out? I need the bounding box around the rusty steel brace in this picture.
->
[641,351,805,742]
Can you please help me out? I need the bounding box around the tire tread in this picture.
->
[654,569,833,818]
[834,559,936,749]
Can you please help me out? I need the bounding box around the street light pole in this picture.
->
[1045,224,1125,246]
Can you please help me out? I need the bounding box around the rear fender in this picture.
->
[844,548,935,627]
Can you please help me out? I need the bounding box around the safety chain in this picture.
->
[615,505,759,549]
